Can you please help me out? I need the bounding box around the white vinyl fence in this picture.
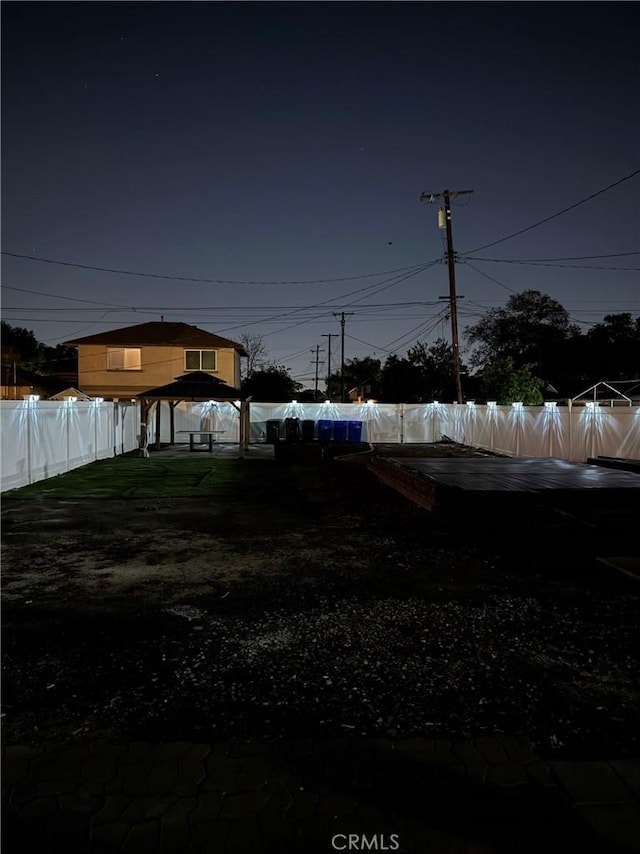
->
[2,399,638,493]
[1,399,140,492]
[248,401,640,463]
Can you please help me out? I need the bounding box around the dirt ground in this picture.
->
[2,444,639,760]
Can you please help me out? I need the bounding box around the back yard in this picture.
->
[2,445,639,760]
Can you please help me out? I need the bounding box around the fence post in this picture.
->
[94,402,99,461]
[66,401,71,472]
[114,402,119,457]
[492,407,496,451]
[26,400,32,485]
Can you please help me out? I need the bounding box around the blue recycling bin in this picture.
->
[333,420,348,442]
[317,419,333,442]
[348,420,363,442]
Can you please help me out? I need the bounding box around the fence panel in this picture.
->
[1,402,32,491]
[1,400,140,492]
[3,399,638,492]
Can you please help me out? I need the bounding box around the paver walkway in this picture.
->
[3,736,639,853]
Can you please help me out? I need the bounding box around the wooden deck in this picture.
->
[369,456,640,512]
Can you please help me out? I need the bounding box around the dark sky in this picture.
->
[2,1,639,386]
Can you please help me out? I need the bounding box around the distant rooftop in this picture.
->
[65,321,248,355]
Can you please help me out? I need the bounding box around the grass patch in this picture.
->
[4,456,248,499]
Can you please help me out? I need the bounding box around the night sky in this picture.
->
[2,1,639,387]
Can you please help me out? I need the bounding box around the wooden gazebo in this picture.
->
[137,372,249,455]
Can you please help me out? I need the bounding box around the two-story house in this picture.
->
[66,321,247,399]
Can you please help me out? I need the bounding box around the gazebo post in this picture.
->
[239,401,246,459]
[169,401,178,445]
[154,401,161,450]
[139,401,145,453]
[243,401,250,455]
[139,399,151,457]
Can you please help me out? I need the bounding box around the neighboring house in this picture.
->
[65,321,247,400]
[0,363,69,399]
[347,382,379,403]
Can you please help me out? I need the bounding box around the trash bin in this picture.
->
[285,417,300,442]
[333,420,348,442]
[317,419,332,442]
[348,420,363,442]
[266,420,282,444]
[302,420,315,442]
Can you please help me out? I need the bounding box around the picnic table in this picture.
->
[177,430,225,452]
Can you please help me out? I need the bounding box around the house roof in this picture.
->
[65,321,248,355]
[138,371,244,401]
[48,387,93,401]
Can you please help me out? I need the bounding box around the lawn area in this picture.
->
[4,455,248,499]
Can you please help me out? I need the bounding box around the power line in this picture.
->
[1,284,134,308]
[2,314,463,325]
[467,251,640,262]
[461,300,639,317]
[463,261,519,294]
[462,168,640,254]
[5,261,441,345]
[1,298,445,313]
[464,256,639,271]
[345,309,450,357]
[225,261,440,339]
[0,251,431,286]
[382,308,450,353]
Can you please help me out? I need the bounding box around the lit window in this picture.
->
[107,348,141,370]
[185,350,217,371]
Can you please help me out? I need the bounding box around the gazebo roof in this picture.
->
[138,372,244,401]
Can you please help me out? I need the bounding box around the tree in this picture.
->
[39,343,78,377]
[1,322,41,367]
[406,338,465,401]
[378,354,423,402]
[464,290,580,382]
[481,357,544,405]
[239,333,268,381]
[0,322,77,377]
[326,357,381,400]
[584,314,640,381]
[297,388,325,402]
[241,365,302,402]
[376,339,466,402]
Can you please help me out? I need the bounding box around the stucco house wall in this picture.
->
[67,322,246,399]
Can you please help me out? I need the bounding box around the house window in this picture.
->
[185,350,217,371]
[107,348,142,371]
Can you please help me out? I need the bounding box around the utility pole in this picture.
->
[321,333,338,399]
[420,188,473,403]
[310,345,325,399]
[332,312,354,403]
